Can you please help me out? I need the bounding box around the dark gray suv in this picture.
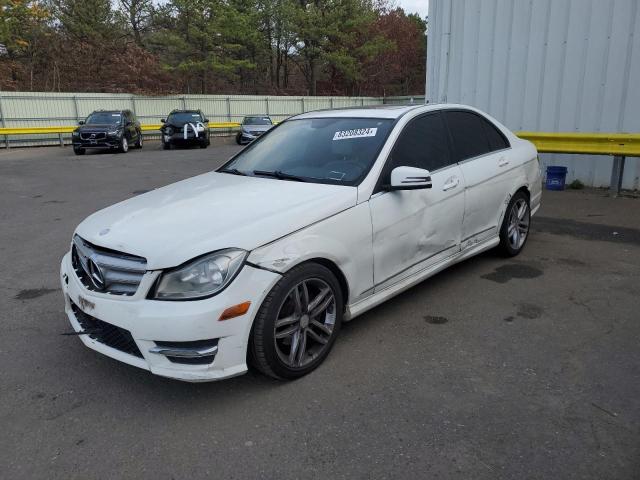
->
[72,110,142,155]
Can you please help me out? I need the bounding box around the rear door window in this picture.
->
[444,110,510,161]
[444,111,490,161]
[483,118,510,151]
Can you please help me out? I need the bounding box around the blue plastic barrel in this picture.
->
[545,166,568,190]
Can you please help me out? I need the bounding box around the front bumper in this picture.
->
[162,132,208,145]
[60,252,280,382]
[239,131,264,144]
[73,139,121,149]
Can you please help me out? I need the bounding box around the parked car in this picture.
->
[72,110,142,155]
[60,104,541,382]
[236,115,273,144]
[160,110,210,149]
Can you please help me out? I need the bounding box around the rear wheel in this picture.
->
[162,141,171,150]
[249,263,343,380]
[119,136,129,153]
[498,191,531,256]
[135,131,143,149]
[73,146,85,155]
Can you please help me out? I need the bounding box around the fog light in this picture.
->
[219,301,251,321]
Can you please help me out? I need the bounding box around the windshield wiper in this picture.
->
[253,170,307,182]
[220,168,248,176]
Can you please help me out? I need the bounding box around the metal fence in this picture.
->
[0,92,423,147]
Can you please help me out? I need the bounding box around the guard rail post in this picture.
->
[610,156,626,197]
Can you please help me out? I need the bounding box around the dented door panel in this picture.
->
[370,164,465,290]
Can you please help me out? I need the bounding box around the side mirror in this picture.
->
[387,166,432,190]
[78,120,84,125]
[160,118,166,123]
[126,120,132,126]
[203,118,209,123]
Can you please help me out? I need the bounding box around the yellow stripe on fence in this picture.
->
[516,131,640,157]
[0,126,77,135]
[0,123,241,136]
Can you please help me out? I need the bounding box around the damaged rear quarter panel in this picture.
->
[246,202,374,305]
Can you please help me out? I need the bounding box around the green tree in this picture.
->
[150,0,257,93]
[0,1,51,89]
[116,0,154,47]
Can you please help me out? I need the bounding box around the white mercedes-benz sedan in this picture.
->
[60,104,541,382]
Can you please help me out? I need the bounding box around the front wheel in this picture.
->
[249,263,343,380]
[119,136,129,153]
[135,131,143,149]
[73,146,85,155]
[498,191,531,256]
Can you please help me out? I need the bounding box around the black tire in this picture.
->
[119,135,129,153]
[162,141,171,150]
[199,141,208,149]
[135,131,143,149]
[498,190,531,256]
[249,263,343,380]
[73,146,85,155]
[236,133,242,145]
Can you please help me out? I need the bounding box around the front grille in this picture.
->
[71,235,147,296]
[70,299,143,358]
[80,132,106,140]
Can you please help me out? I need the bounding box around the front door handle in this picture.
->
[498,157,509,167]
[443,176,459,191]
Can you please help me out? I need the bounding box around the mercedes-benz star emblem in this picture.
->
[87,258,105,290]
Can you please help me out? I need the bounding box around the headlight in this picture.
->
[72,131,80,137]
[108,129,122,136]
[152,249,247,300]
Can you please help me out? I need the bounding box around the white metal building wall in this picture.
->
[427,0,640,189]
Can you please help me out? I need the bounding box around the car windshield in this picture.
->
[243,116,272,125]
[85,112,122,125]
[222,117,394,185]
[167,112,203,124]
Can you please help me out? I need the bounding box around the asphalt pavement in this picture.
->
[1,142,638,479]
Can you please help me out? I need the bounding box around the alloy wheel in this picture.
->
[273,278,336,368]
[507,198,530,250]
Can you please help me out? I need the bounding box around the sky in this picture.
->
[396,0,429,19]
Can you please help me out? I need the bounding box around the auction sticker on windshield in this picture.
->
[333,127,377,140]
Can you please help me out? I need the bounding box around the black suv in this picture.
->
[160,110,210,149]
[72,110,142,155]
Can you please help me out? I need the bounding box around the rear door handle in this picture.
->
[442,176,459,191]
[498,157,509,167]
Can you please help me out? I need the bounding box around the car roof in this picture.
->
[293,104,428,119]
[169,109,201,113]
[291,103,500,120]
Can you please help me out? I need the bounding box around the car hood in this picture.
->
[75,172,357,270]
[243,124,272,132]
